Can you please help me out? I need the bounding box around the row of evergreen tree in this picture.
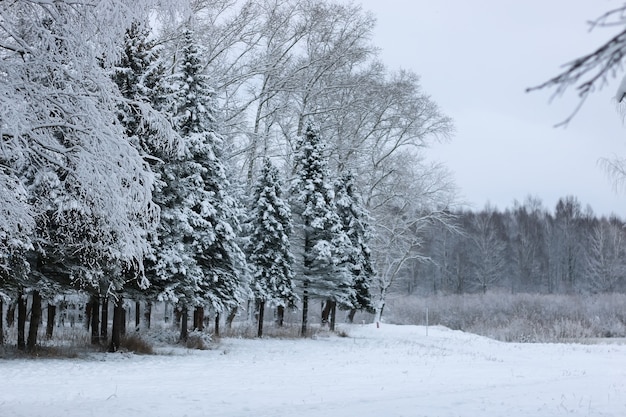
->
[0,21,377,351]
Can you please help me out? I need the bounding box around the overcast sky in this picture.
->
[352,0,626,216]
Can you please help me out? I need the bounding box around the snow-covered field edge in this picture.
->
[1,323,625,417]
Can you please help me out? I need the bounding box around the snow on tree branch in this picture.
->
[528,5,626,124]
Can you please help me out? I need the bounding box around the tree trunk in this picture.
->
[347,308,357,323]
[0,298,4,345]
[144,301,152,330]
[321,299,332,326]
[329,301,337,332]
[17,291,26,350]
[90,295,100,345]
[301,282,309,337]
[193,306,204,331]
[46,304,56,339]
[374,287,387,325]
[6,301,15,328]
[226,307,236,329]
[179,307,188,342]
[163,303,170,325]
[58,301,66,327]
[214,312,220,337]
[257,300,265,338]
[121,306,127,336]
[85,301,92,331]
[374,301,386,325]
[100,297,108,340]
[135,300,141,331]
[276,305,285,327]
[27,291,42,351]
[109,299,124,352]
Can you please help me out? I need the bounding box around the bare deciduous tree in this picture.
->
[468,206,508,294]
[369,156,458,322]
[586,217,626,293]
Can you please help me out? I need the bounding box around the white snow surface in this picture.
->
[2,324,625,416]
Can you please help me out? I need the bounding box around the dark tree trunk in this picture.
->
[108,299,124,352]
[17,291,26,350]
[46,304,56,339]
[179,307,188,342]
[135,300,141,331]
[301,282,309,337]
[6,301,15,328]
[90,295,100,345]
[85,302,92,331]
[214,312,220,337]
[121,306,127,336]
[100,297,108,340]
[0,298,4,345]
[257,300,265,338]
[144,301,151,329]
[321,299,332,326]
[58,301,66,327]
[174,308,182,328]
[27,291,42,351]
[163,303,170,324]
[276,305,285,327]
[226,308,236,329]
[193,306,204,331]
[347,308,357,324]
[329,301,337,332]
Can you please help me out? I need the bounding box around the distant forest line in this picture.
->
[393,195,626,296]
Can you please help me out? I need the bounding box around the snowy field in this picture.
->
[1,324,625,417]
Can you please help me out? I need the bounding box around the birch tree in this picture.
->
[507,198,550,293]
[468,207,508,293]
[586,217,626,292]
[370,156,458,321]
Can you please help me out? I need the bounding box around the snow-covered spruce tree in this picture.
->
[248,159,297,337]
[152,27,245,341]
[334,173,376,323]
[290,122,353,336]
[110,21,183,338]
[112,21,177,159]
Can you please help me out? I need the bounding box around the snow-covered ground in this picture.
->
[1,324,625,417]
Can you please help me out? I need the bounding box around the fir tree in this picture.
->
[113,21,176,159]
[110,21,173,341]
[152,27,245,339]
[248,159,297,336]
[334,173,376,322]
[290,122,353,336]
[113,22,152,136]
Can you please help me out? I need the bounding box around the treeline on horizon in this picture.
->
[396,195,626,296]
